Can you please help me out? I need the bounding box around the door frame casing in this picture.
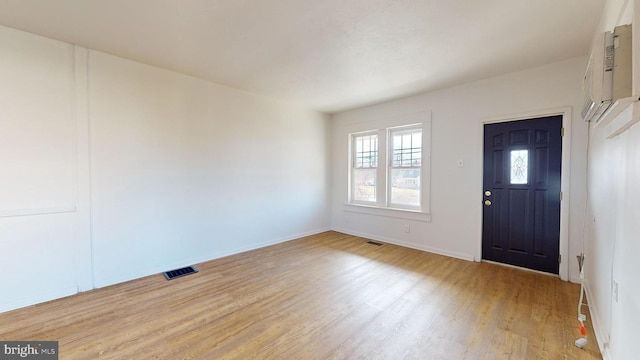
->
[478,107,572,281]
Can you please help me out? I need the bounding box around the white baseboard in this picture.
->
[584,282,611,360]
[331,226,475,262]
[94,227,333,289]
[569,275,583,284]
[0,286,78,314]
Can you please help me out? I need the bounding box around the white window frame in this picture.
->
[345,111,431,222]
[388,125,423,210]
[350,131,381,206]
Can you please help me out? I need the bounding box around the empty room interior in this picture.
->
[0,0,638,359]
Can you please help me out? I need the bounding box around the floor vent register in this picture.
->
[163,266,198,280]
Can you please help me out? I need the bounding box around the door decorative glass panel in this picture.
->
[510,150,528,184]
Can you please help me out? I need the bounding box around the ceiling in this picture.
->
[0,0,605,114]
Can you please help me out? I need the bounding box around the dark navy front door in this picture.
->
[482,116,562,274]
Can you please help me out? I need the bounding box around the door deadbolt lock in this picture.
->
[484,200,492,206]
[485,190,491,196]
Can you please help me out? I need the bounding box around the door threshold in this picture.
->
[481,260,559,278]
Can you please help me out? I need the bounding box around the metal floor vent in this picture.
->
[366,241,383,246]
[163,266,198,280]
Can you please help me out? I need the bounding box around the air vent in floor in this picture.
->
[366,241,383,246]
[163,266,198,280]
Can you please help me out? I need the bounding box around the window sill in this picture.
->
[343,203,431,222]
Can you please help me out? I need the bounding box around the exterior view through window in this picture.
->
[390,128,422,207]
[352,133,378,202]
[351,125,422,210]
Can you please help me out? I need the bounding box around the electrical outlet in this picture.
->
[404,225,411,233]
[613,281,619,303]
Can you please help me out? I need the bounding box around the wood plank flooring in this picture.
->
[0,231,601,359]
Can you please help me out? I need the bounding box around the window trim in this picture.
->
[349,130,380,206]
[388,125,423,210]
[345,111,431,221]
[343,202,431,222]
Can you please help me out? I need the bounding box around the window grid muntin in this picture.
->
[391,129,422,168]
[354,134,378,169]
[389,127,422,209]
[348,121,427,212]
[351,133,379,203]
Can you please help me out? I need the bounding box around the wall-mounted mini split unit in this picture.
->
[581,24,632,122]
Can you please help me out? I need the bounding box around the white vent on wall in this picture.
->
[581,31,614,122]
[582,25,633,123]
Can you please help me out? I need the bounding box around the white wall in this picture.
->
[88,50,330,287]
[0,25,330,312]
[584,1,640,359]
[585,125,620,353]
[0,25,83,312]
[331,57,589,282]
[587,118,640,360]
[609,123,640,360]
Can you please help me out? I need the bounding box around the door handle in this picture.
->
[484,200,492,206]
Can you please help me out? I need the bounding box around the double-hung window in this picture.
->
[349,123,427,214]
[351,133,379,203]
[389,127,422,209]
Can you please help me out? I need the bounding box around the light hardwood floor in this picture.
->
[0,231,601,359]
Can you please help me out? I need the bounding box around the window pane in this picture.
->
[510,150,528,184]
[391,129,422,167]
[412,131,422,148]
[354,134,378,169]
[353,169,376,202]
[390,169,420,207]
